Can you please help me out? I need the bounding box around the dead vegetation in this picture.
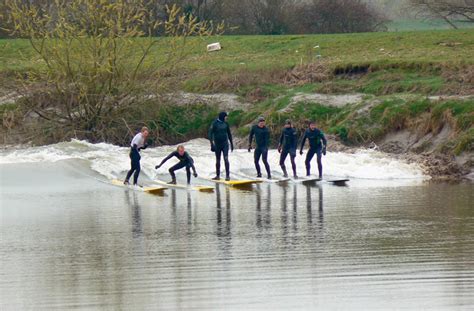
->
[284,62,333,85]
[441,64,474,95]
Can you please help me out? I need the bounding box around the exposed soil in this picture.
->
[441,65,474,95]
[0,91,22,106]
[162,92,251,112]
[375,126,473,181]
[290,93,364,108]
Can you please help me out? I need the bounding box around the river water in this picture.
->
[1,140,473,310]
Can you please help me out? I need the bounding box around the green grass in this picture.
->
[149,102,218,141]
[358,70,445,95]
[322,98,474,150]
[1,30,473,97]
[1,29,473,75]
[453,128,474,155]
[431,100,474,131]
[0,102,17,114]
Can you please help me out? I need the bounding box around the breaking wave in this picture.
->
[1,139,428,181]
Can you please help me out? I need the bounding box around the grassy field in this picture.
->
[1,29,473,75]
[1,30,473,96]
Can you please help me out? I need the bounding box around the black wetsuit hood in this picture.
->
[218,112,228,122]
[209,117,233,147]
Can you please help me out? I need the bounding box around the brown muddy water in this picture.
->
[1,161,473,310]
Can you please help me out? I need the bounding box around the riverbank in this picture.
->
[2,89,471,180]
[1,30,473,180]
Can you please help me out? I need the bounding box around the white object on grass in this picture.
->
[207,42,222,52]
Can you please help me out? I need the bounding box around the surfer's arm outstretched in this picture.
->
[155,152,176,169]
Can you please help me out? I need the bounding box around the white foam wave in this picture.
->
[0,139,428,180]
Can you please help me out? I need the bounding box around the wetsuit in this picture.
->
[208,113,233,179]
[249,124,271,178]
[278,127,298,177]
[300,128,327,178]
[125,132,147,185]
[158,151,196,184]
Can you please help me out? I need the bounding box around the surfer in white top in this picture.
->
[124,127,149,186]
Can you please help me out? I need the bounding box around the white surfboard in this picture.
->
[153,179,214,192]
[110,179,167,194]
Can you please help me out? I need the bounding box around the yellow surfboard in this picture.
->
[204,178,263,187]
[153,179,214,193]
[110,179,167,194]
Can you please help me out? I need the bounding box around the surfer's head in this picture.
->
[177,145,185,156]
[218,111,228,122]
[141,126,149,138]
[284,119,292,128]
[309,121,316,130]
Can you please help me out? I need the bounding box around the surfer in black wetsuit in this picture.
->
[248,116,271,179]
[155,145,198,184]
[124,127,149,186]
[208,111,234,181]
[278,120,298,179]
[300,121,327,179]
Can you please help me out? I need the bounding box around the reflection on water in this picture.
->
[127,192,143,238]
[1,164,474,309]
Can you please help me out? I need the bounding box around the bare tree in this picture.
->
[289,0,388,34]
[248,0,293,35]
[2,0,390,37]
[408,0,474,28]
[0,2,7,37]
[4,1,223,141]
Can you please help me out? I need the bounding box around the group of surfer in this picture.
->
[124,111,327,186]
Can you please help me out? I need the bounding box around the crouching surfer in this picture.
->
[155,145,198,185]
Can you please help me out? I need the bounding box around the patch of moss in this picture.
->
[0,103,17,114]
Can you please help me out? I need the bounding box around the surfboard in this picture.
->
[153,179,214,192]
[256,177,291,184]
[110,179,167,194]
[300,177,323,185]
[282,176,321,184]
[326,179,349,186]
[204,178,263,187]
[233,171,289,184]
[295,176,349,186]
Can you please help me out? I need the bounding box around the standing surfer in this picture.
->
[124,127,149,186]
[278,120,298,179]
[208,112,234,181]
[300,121,327,179]
[248,116,271,179]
